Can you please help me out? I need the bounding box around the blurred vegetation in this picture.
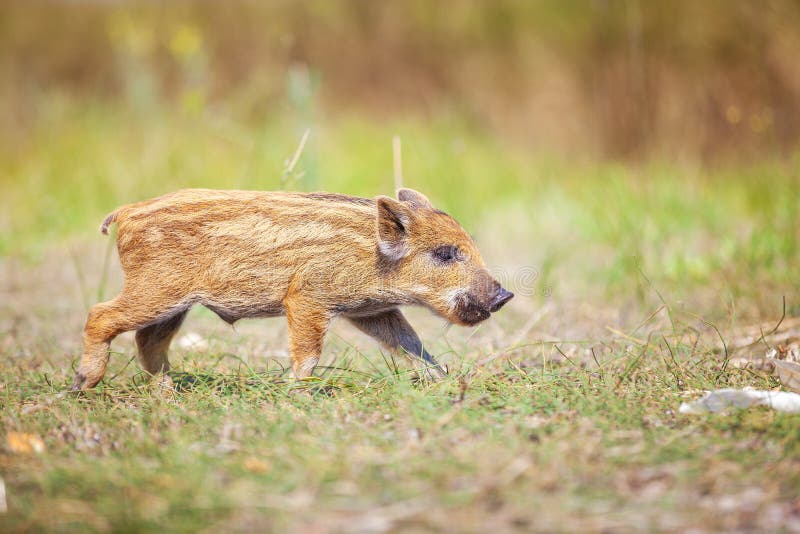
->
[2,101,798,321]
[2,0,800,159]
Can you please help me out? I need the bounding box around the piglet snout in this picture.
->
[489,287,514,312]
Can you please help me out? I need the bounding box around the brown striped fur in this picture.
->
[71,188,513,390]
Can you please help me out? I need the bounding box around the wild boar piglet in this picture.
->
[72,188,513,390]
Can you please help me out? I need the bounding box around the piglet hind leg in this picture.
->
[71,290,190,391]
[347,309,447,380]
[135,310,188,378]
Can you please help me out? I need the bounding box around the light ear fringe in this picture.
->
[378,239,409,261]
[397,188,433,210]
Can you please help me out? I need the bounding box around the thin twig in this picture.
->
[106,354,137,383]
[629,304,665,337]
[97,228,115,302]
[510,304,550,347]
[393,135,403,190]
[616,333,653,387]
[591,347,603,376]
[282,129,310,180]
[68,246,90,313]
[554,344,580,369]
[637,263,676,332]
[754,295,787,351]
[688,326,701,360]
[606,326,645,345]
[680,312,730,383]
[662,335,690,388]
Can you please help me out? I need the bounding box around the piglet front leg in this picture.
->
[347,309,447,380]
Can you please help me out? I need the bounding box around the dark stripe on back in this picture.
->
[304,192,374,206]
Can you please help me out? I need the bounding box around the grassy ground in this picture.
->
[1,103,800,531]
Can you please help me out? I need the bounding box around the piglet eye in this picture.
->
[433,245,459,263]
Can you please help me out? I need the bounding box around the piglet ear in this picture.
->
[397,188,433,210]
[376,196,412,261]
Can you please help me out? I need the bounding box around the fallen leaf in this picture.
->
[679,389,800,414]
[772,359,800,393]
[6,432,45,454]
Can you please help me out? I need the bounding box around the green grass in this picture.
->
[1,100,800,531]
[2,339,799,532]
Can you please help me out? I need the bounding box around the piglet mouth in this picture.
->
[453,293,492,326]
[458,306,491,326]
[453,287,514,326]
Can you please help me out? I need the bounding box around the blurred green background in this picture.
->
[1,0,798,319]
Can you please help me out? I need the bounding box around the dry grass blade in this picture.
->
[392,135,403,190]
[282,128,310,181]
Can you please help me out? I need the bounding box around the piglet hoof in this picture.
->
[151,374,176,395]
[70,369,105,392]
[423,363,448,382]
[69,372,88,392]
